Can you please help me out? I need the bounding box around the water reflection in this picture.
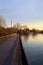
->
[21,34,43,65]
[21,34,43,43]
[32,33,39,37]
[21,35,30,42]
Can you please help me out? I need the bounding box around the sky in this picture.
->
[0,0,43,30]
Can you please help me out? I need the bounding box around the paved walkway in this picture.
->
[0,35,22,65]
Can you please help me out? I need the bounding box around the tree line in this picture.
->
[0,16,43,36]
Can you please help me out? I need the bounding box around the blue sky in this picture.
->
[0,0,43,29]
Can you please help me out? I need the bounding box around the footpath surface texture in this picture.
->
[0,35,22,65]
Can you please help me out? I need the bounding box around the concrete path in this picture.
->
[0,35,22,65]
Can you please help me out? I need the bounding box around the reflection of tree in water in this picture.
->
[32,33,39,38]
[22,35,30,43]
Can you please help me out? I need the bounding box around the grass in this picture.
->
[0,34,16,45]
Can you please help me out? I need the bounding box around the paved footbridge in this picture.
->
[0,35,30,65]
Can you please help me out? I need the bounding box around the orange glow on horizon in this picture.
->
[27,24,43,30]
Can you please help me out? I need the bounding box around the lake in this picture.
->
[21,34,43,65]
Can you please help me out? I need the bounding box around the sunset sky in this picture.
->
[0,0,43,30]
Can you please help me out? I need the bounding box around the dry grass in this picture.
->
[0,34,16,45]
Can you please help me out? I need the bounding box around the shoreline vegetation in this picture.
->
[0,16,43,44]
[0,23,43,37]
[0,23,43,44]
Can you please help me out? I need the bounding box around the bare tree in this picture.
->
[21,25,27,30]
[13,23,21,30]
[0,16,6,27]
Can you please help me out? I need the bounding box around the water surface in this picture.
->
[21,34,43,65]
